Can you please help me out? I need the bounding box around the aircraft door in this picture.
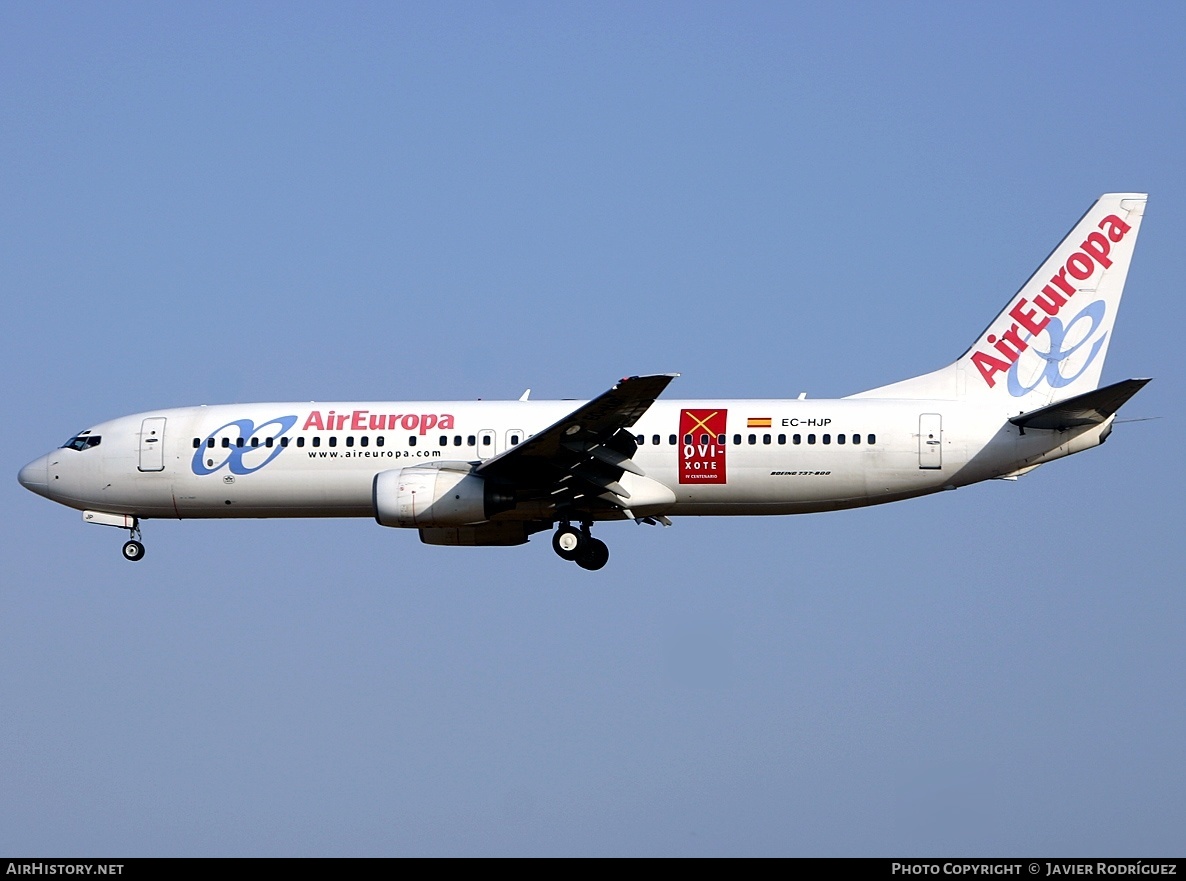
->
[139,417,167,472]
[918,413,942,470]
[478,429,496,460]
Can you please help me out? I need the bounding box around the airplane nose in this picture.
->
[18,456,49,497]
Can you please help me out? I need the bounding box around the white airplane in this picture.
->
[19,193,1151,570]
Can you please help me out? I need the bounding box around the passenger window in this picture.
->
[652,435,660,446]
[360,435,368,447]
[222,438,230,448]
[733,434,741,445]
[511,435,520,445]
[808,434,816,444]
[837,434,845,445]
[208,438,216,449]
[700,434,710,445]
[312,437,321,448]
[669,435,677,445]
[329,437,337,448]
[265,437,274,448]
[793,434,801,445]
[192,438,201,449]
[748,434,756,445]
[408,436,416,447]
[763,434,771,445]
[823,434,831,444]
[346,436,354,447]
[683,434,692,445]
[868,433,876,444]
[467,435,476,447]
[297,437,305,448]
[439,435,448,447]
[454,435,462,446]
[251,437,260,448]
[281,437,289,447]
[778,434,786,444]
[482,435,491,446]
[853,434,861,444]
[236,438,245,448]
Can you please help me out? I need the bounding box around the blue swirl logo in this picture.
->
[1007,300,1108,398]
[191,416,298,475]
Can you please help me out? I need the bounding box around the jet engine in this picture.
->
[373,463,514,528]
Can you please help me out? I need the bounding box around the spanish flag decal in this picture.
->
[746,417,772,428]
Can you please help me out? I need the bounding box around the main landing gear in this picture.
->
[121,522,145,562]
[552,521,609,571]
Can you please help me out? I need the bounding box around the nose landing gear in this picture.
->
[121,522,145,562]
[552,521,610,571]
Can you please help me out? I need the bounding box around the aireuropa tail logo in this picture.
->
[970,212,1130,394]
[191,416,298,475]
[1006,300,1106,397]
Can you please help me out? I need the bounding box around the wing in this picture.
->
[476,373,678,519]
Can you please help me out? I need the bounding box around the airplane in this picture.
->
[18,193,1150,571]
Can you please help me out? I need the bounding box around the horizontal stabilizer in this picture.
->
[1009,378,1151,431]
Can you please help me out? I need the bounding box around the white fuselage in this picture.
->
[20,396,1107,523]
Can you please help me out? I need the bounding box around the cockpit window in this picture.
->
[61,432,101,451]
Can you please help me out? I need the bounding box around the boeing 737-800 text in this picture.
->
[19,194,1150,570]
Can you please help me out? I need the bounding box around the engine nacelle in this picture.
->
[373,464,513,528]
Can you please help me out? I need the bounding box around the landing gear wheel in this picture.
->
[552,525,583,560]
[122,540,145,562]
[575,537,609,571]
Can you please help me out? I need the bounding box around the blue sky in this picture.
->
[3,2,1184,856]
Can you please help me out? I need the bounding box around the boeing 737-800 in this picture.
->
[18,194,1150,570]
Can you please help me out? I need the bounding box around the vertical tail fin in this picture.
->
[851,193,1147,406]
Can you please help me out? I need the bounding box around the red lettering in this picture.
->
[1050,267,1076,299]
[1080,231,1113,269]
[1066,252,1094,280]
[1098,213,1131,242]
[990,333,1021,362]
[972,205,1136,389]
[1000,324,1029,355]
[971,350,1011,388]
[1034,284,1067,316]
[1009,299,1050,336]
[299,410,455,432]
